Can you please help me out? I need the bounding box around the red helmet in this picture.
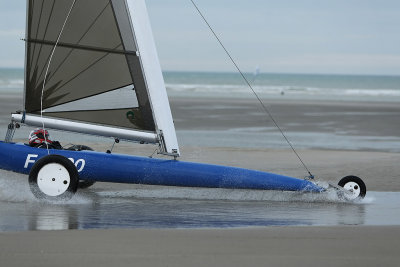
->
[29,128,53,146]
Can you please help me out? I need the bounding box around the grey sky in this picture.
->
[0,0,399,75]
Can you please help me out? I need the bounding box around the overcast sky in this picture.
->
[0,0,399,75]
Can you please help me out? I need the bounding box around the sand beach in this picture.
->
[1,226,400,267]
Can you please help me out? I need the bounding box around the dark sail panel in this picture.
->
[26,47,133,111]
[25,0,155,131]
[45,108,147,130]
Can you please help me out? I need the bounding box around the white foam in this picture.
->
[0,169,374,205]
[0,170,36,202]
[0,169,92,204]
[96,184,357,204]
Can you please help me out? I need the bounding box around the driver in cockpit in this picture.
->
[28,128,62,149]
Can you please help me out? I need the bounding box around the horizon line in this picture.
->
[163,70,400,78]
[0,67,399,78]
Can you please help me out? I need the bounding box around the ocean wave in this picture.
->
[1,79,399,99]
[0,78,24,89]
[166,83,400,97]
[344,89,400,96]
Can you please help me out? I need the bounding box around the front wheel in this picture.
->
[338,175,366,200]
[29,155,79,200]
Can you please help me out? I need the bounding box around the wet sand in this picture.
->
[1,226,400,267]
[2,94,400,138]
[1,93,400,266]
[171,97,400,137]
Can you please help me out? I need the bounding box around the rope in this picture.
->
[149,147,159,158]
[40,0,77,155]
[189,0,314,179]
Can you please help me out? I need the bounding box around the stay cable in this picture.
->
[189,0,314,179]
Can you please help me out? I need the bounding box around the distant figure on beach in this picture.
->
[28,128,62,149]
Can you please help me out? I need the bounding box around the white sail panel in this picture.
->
[44,85,138,112]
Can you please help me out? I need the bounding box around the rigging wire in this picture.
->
[40,0,77,155]
[189,0,315,179]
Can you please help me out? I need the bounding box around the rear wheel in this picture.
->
[29,155,79,200]
[338,175,366,200]
[65,145,96,189]
[78,180,96,189]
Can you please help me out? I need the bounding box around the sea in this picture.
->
[0,68,400,231]
[1,68,400,101]
[164,71,400,102]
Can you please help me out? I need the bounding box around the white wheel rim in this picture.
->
[37,163,70,197]
[343,181,361,200]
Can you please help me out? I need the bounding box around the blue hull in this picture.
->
[0,141,323,193]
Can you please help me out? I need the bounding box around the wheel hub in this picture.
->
[37,163,71,197]
[343,181,361,200]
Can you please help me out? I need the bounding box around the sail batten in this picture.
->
[23,0,179,155]
[25,39,138,56]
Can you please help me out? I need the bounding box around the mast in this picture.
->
[126,0,179,155]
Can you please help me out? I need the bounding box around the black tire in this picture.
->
[35,142,61,149]
[65,145,94,152]
[338,175,366,200]
[65,145,96,189]
[29,155,79,200]
[78,180,96,189]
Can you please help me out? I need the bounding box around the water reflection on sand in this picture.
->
[1,172,399,232]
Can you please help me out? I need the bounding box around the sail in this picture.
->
[16,0,179,155]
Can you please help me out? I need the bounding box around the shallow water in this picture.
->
[0,170,399,232]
